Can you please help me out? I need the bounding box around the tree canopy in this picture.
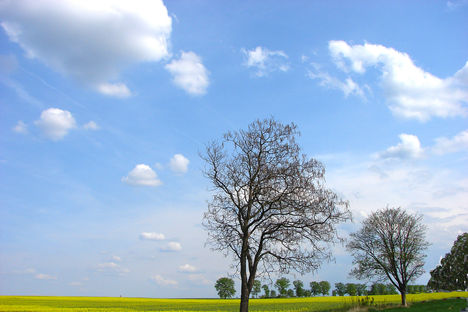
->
[214,277,236,299]
[347,207,429,306]
[202,118,351,311]
[427,232,467,291]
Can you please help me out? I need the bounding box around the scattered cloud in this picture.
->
[69,281,83,287]
[111,255,121,262]
[0,0,172,96]
[179,264,197,273]
[140,232,165,241]
[12,120,28,134]
[307,63,366,99]
[432,129,468,155]
[152,274,178,286]
[122,164,162,187]
[34,108,76,141]
[35,273,57,280]
[187,274,211,285]
[377,134,424,160]
[326,159,468,245]
[0,77,43,108]
[169,154,189,174]
[165,51,209,95]
[242,46,289,77]
[83,121,99,131]
[160,241,182,252]
[97,262,129,274]
[447,0,468,10]
[97,83,131,98]
[326,40,468,121]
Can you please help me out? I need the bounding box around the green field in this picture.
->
[369,298,467,312]
[0,292,466,312]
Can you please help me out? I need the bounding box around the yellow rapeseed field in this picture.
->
[0,292,466,312]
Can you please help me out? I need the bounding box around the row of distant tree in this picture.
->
[215,277,429,299]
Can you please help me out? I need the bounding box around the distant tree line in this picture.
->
[214,277,429,299]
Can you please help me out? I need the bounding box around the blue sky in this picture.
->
[0,0,467,298]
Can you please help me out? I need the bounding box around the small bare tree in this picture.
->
[202,118,351,312]
[347,207,429,306]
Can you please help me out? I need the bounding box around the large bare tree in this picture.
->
[202,118,351,312]
[347,207,429,306]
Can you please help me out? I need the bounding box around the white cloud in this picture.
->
[326,158,468,245]
[97,83,131,98]
[188,274,211,285]
[122,164,162,187]
[97,262,129,274]
[432,129,468,155]
[377,134,424,160]
[152,274,178,286]
[69,281,83,287]
[140,232,165,241]
[83,121,99,131]
[97,262,119,269]
[12,120,28,134]
[447,0,468,9]
[160,241,182,252]
[242,46,289,77]
[35,273,56,280]
[307,64,366,99]
[0,0,172,96]
[111,255,121,262]
[179,264,197,273]
[34,108,76,141]
[327,41,468,121]
[165,51,209,95]
[169,154,189,174]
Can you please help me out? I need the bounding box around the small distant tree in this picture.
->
[310,281,321,296]
[287,289,295,297]
[319,281,331,296]
[332,290,337,296]
[356,284,368,296]
[334,282,346,296]
[215,277,236,299]
[304,289,312,297]
[270,290,277,298]
[428,233,467,291]
[347,207,429,306]
[251,280,261,298]
[346,283,357,296]
[262,284,270,298]
[369,283,389,295]
[275,277,290,297]
[293,280,305,297]
[407,285,426,294]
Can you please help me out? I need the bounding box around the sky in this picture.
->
[0,0,467,298]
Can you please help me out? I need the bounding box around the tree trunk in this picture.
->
[240,239,250,312]
[400,290,407,306]
[239,289,249,312]
[239,266,250,312]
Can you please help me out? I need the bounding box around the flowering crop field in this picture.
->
[0,292,466,311]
